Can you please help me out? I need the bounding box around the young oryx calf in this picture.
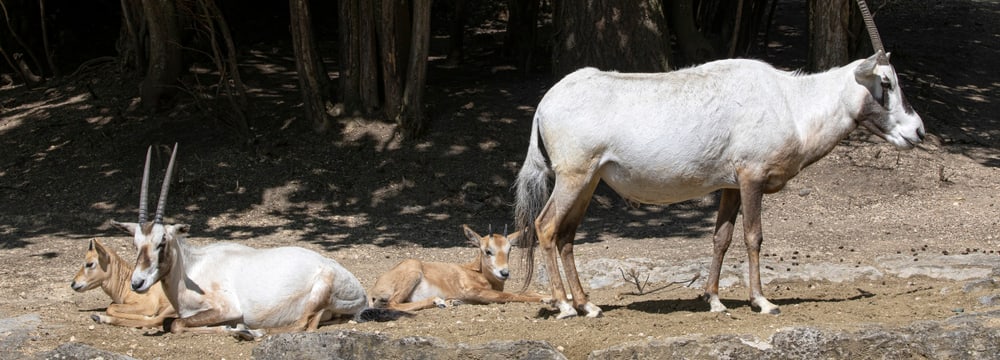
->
[514,0,925,319]
[71,238,176,328]
[118,144,370,340]
[369,225,551,312]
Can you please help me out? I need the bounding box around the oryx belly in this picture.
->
[408,279,444,302]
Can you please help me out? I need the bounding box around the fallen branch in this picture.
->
[616,268,701,299]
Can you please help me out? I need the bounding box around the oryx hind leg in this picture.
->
[370,261,425,309]
[535,171,600,319]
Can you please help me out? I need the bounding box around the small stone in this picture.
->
[952,308,964,313]
[979,294,1000,306]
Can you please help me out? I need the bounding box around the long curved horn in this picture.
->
[138,146,152,225]
[856,0,884,53]
[153,143,178,224]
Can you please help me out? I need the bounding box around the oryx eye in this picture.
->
[86,262,96,269]
[881,80,892,91]
[485,249,494,257]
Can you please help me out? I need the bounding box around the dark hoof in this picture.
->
[90,314,101,323]
[162,317,176,332]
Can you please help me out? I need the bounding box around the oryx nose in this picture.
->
[131,279,145,291]
[917,127,926,141]
[499,269,510,279]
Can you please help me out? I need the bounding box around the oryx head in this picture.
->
[110,144,188,293]
[464,224,520,282]
[852,0,925,149]
[70,239,112,292]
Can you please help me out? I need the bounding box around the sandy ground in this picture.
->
[2,1,999,359]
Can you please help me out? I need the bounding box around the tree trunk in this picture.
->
[376,0,404,123]
[139,0,182,111]
[290,0,332,132]
[38,0,59,77]
[505,0,538,72]
[668,0,718,67]
[338,0,361,114]
[553,0,671,76]
[118,0,146,72]
[399,0,431,138]
[807,0,850,71]
[358,0,379,113]
[446,0,467,66]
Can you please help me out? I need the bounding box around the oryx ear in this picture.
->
[506,228,525,246]
[462,224,482,246]
[855,55,879,83]
[169,224,191,235]
[110,220,139,235]
[91,239,111,270]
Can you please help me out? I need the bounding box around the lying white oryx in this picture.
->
[71,238,176,328]
[514,0,925,319]
[369,225,551,312]
[117,144,371,339]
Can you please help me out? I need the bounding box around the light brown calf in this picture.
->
[71,238,176,328]
[369,225,551,312]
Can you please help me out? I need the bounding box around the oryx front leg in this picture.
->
[740,180,779,315]
[536,173,600,319]
[165,309,262,340]
[704,188,740,313]
[99,303,170,328]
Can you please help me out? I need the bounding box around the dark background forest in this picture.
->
[2,0,874,140]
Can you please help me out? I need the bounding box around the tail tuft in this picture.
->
[513,116,552,292]
[355,308,415,322]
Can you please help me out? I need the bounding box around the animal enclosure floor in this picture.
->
[2,1,999,359]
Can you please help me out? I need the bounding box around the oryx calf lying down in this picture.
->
[514,2,924,319]
[369,225,551,312]
[71,238,176,328]
[119,145,373,339]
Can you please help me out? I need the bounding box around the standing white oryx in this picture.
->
[115,144,371,339]
[514,0,924,319]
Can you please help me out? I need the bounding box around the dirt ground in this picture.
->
[2,1,999,359]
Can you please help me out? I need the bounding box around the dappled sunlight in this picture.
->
[0,92,90,136]
[445,144,469,155]
[370,178,416,207]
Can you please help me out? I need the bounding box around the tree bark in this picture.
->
[808,0,850,71]
[668,0,717,67]
[38,0,59,77]
[505,0,538,72]
[399,0,431,138]
[358,0,379,113]
[290,0,332,132]
[553,0,671,76]
[446,0,467,66]
[118,0,145,72]
[338,0,361,114]
[376,0,404,123]
[139,0,182,111]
